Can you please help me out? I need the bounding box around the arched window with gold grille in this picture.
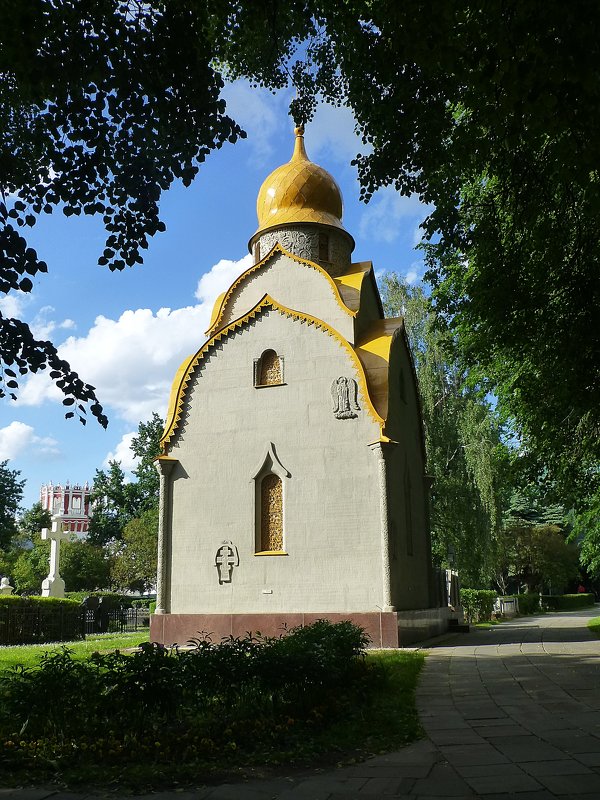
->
[254,349,283,386]
[260,473,283,551]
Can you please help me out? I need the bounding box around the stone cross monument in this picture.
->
[41,515,69,598]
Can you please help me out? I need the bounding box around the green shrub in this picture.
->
[0,596,83,645]
[460,589,498,622]
[542,593,595,611]
[149,601,156,614]
[0,620,370,747]
[503,593,541,615]
[131,597,155,608]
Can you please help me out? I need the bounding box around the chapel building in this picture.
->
[151,127,448,647]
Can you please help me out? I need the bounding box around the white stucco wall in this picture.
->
[167,308,385,614]
[218,253,355,342]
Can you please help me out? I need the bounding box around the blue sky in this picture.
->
[1,81,429,510]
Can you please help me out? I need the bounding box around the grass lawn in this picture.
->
[0,630,150,671]
[588,617,600,638]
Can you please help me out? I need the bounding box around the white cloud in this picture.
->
[308,103,365,164]
[0,293,27,319]
[195,254,253,303]
[221,81,289,166]
[29,306,77,340]
[16,255,252,425]
[359,187,429,244]
[0,421,60,460]
[104,432,137,473]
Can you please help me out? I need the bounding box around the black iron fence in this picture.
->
[82,606,149,635]
[0,603,83,645]
[0,605,150,646]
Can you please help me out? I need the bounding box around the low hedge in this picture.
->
[504,593,541,615]
[498,593,595,615]
[542,593,595,611]
[0,596,83,645]
[460,589,497,622]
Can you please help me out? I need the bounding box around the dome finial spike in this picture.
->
[292,125,308,162]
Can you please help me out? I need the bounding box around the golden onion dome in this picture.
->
[251,126,348,243]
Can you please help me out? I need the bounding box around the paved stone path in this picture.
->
[2,607,599,799]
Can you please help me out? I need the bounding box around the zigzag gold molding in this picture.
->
[204,242,356,337]
[162,294,384,453]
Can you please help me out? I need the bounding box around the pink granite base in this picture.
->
[150,611,401,648]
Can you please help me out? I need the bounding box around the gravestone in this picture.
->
[41,515,69,598]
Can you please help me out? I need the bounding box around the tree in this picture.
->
[1,1,243,422]
[381,274,508,586]
[0,460,25,550]
[61,539,111,592]
[497,523,580,595]
[87,461,135,547]
[111,507,158,593]
[129,412,163,512]
[10,539,50,594]
[3,2,598,495]
[87,414,163,546]
[571,492,600,581]
[17,501,51,544]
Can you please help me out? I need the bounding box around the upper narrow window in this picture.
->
[318,231,329,262]
[261,474,284,551]
[253,241,261,263]
[254,349,283,386]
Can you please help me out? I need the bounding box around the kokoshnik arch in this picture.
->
[150,126,450,648]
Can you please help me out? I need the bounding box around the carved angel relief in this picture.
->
[331,377,360,419]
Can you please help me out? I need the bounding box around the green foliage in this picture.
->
[16,501,51,543]
[497,523,580,594]
[0,620,400,783]
[1,2,243,422]
[9,538,50,594]
[542,593,595,611]
[88,415,163,547]
[459,589,497,623]
[571,491,600,579]
[111,507,158,593]
[129,412,163,512]
[0,461,25,551]
[381,275,507,586]
[504,593,541,616]
[0,631,149,672]
[0,596,82,645]
[87,461,135,546]
[504,593,595,616]
[588,617,600,639]
[61,540,111,592]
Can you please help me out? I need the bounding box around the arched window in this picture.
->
[254,349,283,386]
[252,442,290,555]
[261,474,283,551]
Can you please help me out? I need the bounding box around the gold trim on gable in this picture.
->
[355,318,404,423]
[333,261,372,312]
[162,294,385,453]
[204,243,356,337]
